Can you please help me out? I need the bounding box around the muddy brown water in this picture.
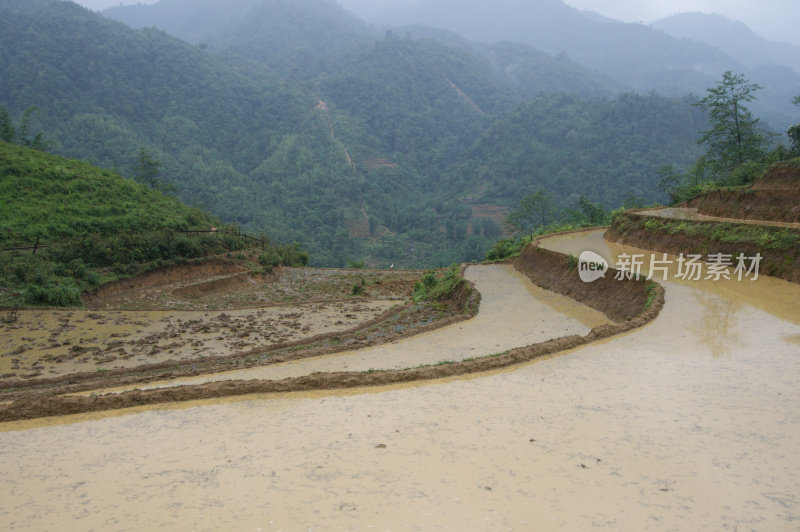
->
[2,230,800,530]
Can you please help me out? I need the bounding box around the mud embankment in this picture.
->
[0,240,663,422]
[607,211,800,284]
[513,244,648,322]
[697,189,800,223]
[83,259,250,306]
[696,160,800,223]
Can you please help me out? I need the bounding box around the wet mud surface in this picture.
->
[86,266,420,310]
[0,267,424,381]
[97,264,608,391]
[2,230,799,529]
[0,301,397,380]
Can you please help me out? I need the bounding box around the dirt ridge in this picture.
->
[697,161,800,223]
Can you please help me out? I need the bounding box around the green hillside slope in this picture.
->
[0,142,289,306]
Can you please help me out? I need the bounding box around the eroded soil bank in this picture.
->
[696,160,800,223]
[2,229,798,531]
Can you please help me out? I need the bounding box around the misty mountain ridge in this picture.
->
[104,0,374,76]
[334,0,799,129]
[651,12,800,75]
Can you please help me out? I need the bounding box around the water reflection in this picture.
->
[690,291,743,358]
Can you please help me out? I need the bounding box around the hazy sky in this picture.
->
[73,0,800,46]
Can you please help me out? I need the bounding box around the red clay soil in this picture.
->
[697,161,800,223]
[0,241,664,422]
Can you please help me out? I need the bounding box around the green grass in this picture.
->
[644,282,658,311]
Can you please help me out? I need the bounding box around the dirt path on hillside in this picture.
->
[635,206,800,228]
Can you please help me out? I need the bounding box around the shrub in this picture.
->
[486,238,521,261]
[24,281,82,306]
[422,272,437,289]
[566,254,579,270]
[259,250,282,268]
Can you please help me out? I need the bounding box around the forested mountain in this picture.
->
[0,0,721,267]
[447,92,705,207]
[349,0,733,90]
[342,0,800,130]
[393,25,624,100]
[650,13,800,129]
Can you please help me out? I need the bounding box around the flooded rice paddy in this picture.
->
[97,264,608,392]
[2,230,800,530]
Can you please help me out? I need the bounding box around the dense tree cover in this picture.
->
[444,92,705,209]
[0,142,306,306]
[503,189,557,235]
[789,95,800,153]
[0,106,47,149]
